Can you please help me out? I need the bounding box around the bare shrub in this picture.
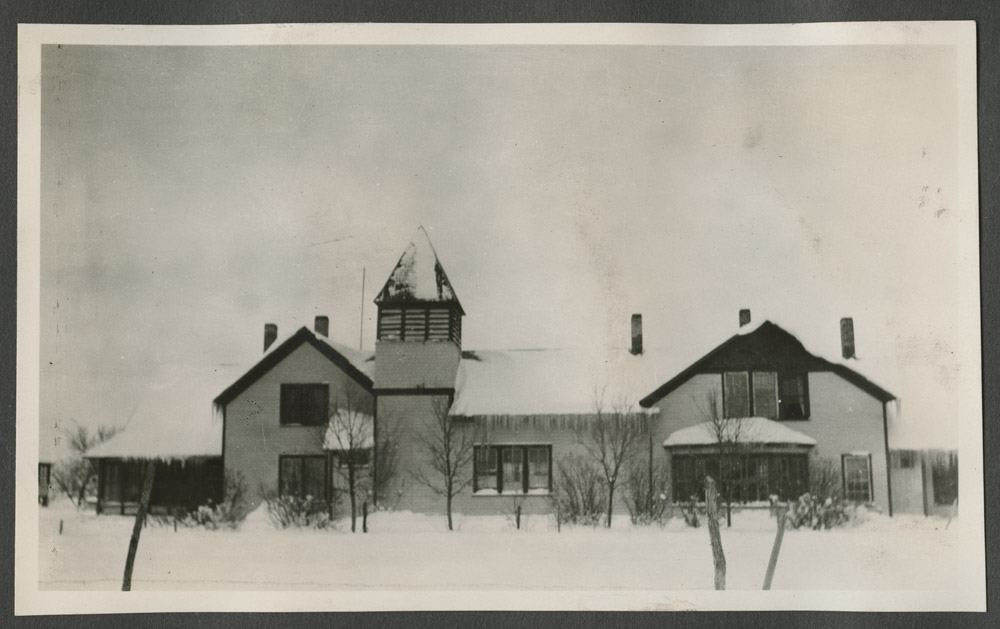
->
[181,470,250,530]
[553,454,608,527]
[623,459,670,526]
[574,392,646,527]
[261,488,337,529]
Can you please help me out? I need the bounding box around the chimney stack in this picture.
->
[840,317,855,359]
[314,315,329,338]
[739,309,751,327]
[630,314,643,355]
[264,323,278,352]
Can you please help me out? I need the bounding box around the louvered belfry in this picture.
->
[373,227,465,390]
[374,226,464,347]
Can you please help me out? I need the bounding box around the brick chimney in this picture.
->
[840,317,855,359]
[630,314,643,355]
[314,315,329,338]
[739,309,751,327]
[264,323,278,352]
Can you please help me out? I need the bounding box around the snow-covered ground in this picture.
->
[36,498,968,595]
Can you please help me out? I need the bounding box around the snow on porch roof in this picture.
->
[663,417,817,448]
[84,363,244,461]
[323,409,374,450]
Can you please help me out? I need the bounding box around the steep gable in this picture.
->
[213,327,374,408]
[639,321,895,408]
[374,226,464,313]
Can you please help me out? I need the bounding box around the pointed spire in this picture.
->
[375,226,463,312]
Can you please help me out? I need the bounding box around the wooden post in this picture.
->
[122,460,156,592]
[59,520,63,535]
[705,476,727,590]
[762,504,788,590]
[362,501,368,533]
[945,498,958,529]
[516,505,521,530]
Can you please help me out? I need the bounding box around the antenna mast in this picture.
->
[359,267,366,351]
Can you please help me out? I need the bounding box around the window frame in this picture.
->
[721,370,810,421]
[334,447,372,469]
[670,452,809,504]
[473,444,553,495]
[278,454,330,501]
[777,372,810,420]
[722,371,750,419]
[279,383,330,426]
[841,453,873,503]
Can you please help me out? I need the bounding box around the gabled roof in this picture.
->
[663,417,817,447]
[374,226,464,313]
[213,326,374,408]
[639,320,896,408]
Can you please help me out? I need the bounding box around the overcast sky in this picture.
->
[39,43,966,453]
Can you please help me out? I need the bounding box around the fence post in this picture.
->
[705,476,726,590]
[516,505,521,530]
[762,503,788,590]
[122,460,156,591]
[362,501,368,533]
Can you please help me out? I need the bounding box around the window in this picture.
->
[931,452,958,506]
[527,447,550,492]
[671,453,808,503]
[474,445,552,494]
[279,455,328,500]
[752,371,778,419]
[723,372,750,418]
[891,450,918,469]
[724,371,809,420]
[334,448,371,468]
[475,447,498,492]
[842,454,873,503]
[778,373,809,419]
[280,384,329,425]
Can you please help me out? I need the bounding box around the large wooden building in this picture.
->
[88,227,950,518]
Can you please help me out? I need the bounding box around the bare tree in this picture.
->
[325,392,374,533]
[575,391,646,528]
[52,421,122,507]
[696,388,756,527]
[372,406,402,509]
[413,395,479,531]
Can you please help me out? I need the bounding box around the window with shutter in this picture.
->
[723,372,750,418]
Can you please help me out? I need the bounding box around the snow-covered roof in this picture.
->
[374,226,462,309]
[450,347,676,416]
[260,325,374,379]
[663,417,817,447]
[738,314,955,450]
[214,325,374,408]
[84,362,245,460]
[323,409,374,450]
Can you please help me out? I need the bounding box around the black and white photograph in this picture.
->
[15,22,983,613]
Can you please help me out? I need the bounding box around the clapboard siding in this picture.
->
[224,342,374,511]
